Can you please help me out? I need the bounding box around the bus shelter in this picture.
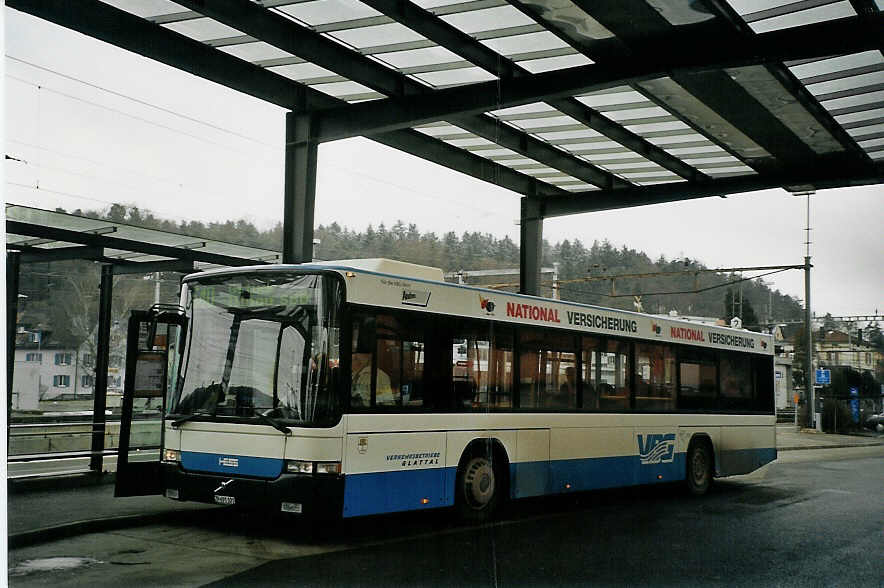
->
[6,204,281,474]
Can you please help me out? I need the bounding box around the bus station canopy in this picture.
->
[10,0,884,212]
[6,204,281,272]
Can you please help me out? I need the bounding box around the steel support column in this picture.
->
[90,264,113,473]
[7,250,21,443]
[283,111,317,264]
[519,197,544,296]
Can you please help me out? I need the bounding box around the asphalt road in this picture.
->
[9,446,884,587]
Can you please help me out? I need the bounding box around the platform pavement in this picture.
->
[7,427,884,547]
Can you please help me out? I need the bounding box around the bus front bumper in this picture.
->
[161,463,345,519]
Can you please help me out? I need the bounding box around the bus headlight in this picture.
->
[163,449,180,463]
[285,460,313,474]
[315,462,341,475]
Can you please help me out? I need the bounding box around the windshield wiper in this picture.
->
[170,411,213,428]
[252,411,292,436]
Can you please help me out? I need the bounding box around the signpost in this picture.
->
[815,368,831,385]
[850,387,859,424]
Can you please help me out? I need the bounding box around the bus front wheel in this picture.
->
[686,439,713,495]
[456,455,502,522]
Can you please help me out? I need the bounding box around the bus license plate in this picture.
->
[214,495,235,505]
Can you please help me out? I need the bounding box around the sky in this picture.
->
[2,8,883,319]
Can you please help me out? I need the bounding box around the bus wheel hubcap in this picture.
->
[465,458,495,508]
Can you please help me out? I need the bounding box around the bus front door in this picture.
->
[115,307,187,497]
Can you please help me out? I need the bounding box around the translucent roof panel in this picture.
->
[162,18,247,42]
[274,0,383,27]
[480,31,570,59]
[218,41,295,63]
[440,5,536,34]
[489,102,557,118]
[518,53,594,74]
[326,23,426,50]
[788,51,884,81]
[373,46,464,69]
[310,80,382,101]
[99,0,188,19]
[413,67,498,88]
[730,0,856,34]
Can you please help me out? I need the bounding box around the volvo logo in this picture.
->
[214,479,234,493]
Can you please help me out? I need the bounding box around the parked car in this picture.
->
[863,411,884,433]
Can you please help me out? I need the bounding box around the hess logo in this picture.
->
[478,295,495,313]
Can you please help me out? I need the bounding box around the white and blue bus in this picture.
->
[115,259,776,521]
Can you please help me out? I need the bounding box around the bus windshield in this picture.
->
[171,272,342,427]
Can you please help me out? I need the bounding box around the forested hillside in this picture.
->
[21,204,805,355]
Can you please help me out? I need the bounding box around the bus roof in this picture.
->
[185,261,774,355]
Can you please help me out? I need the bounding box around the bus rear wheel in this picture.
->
[686,440,713,495]
[456,455,501,522]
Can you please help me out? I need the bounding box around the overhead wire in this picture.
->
[6,55,278,150]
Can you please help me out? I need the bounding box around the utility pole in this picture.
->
[798,191,815,431]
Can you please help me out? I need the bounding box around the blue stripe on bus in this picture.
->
[341,447,775,517]
[342,467,456,517]
[180,451,284,478]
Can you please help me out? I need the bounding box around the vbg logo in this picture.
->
[637,433,675,465]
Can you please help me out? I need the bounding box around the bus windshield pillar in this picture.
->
[520,196,543,296]
[283,110,318,264]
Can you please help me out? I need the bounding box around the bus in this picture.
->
[114,259,776,521]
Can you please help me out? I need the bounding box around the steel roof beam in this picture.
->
[7,0,564,198]
[360,0,705,182]
[540,163,884,217]
[176,0,625,189]
[312,13,883,141]
[17,245,104,263]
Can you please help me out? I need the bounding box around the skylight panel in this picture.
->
[805,71,884,97]
[441,5,535,34]
[743,1,855,34]
[576,88,648,108]
[327,22,425,49]
[562,183,599,191]
[413,67,498,87]
[218,41,294,63]
[480,31,569,58]
[788,51,883,80]
[816,90,884,110]
[268,62,336,82]
[606,106,673,121]
[274,0,382,26]
[310,80,379,99]
[414,123,469,137]
[538,129,603,142]
[162,18,247,42]
[100,0,184,19]
[490,103,556,118]
[848,123,884,138]
[373,46,464,69]
[506,115,580,130]
[835,108,884,125]
[518,53,594,74]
